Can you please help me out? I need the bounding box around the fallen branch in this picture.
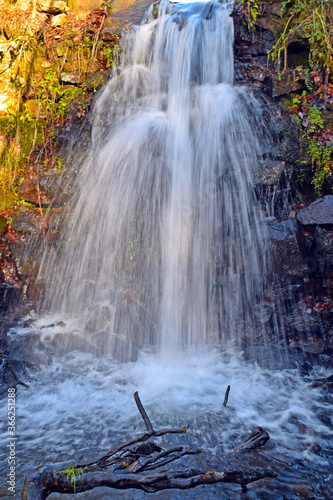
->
[229,427,270,453]
[134,390,154,431]
[21,393,276,499]
[22,466,277,499]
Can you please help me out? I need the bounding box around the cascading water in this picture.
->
[42,0,269,360]
[1,2,332,499]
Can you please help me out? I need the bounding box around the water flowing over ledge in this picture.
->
[40,0,271,361]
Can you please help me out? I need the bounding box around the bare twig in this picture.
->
[223,385,230,407]
[134,391,154,432]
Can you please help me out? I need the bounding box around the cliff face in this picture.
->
[232,1,333,357]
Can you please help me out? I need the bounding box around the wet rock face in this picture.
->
[16,165,67,207]
[254,160,285,186]
[233,1,309,97]
[269,220,308,279]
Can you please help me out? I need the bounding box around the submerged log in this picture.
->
[22,393,276,499]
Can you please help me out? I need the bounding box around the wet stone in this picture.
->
[269,69,305,98]
[269,219,297,241]
[254,160,285,186]
[285,312,323,337]
[84,305,113,333]
[296,195,333,226]
[269,220,308,279]
[12,213,41,235]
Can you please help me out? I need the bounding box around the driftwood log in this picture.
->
[22,392,277,499]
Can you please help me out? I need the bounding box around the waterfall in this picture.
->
[42,0,270,360]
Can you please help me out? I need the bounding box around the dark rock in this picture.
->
[7,331,48,365]
[314,227,333,281]
[102,29,121,43]
[254,160,285,186]
[285,312,323,337]
[84,305,113,333]
[297,196,333,226]
[50,332,93,355]
[52,125,72,147]
[12,213,42,235]
[85,71,108,91]
[268,69,305,98]
[269,219,297,241]
[17,166,63,207]
[252,303,273,324]
[244,343,331,370]
[244,344,304,370]
[269,220,308,278]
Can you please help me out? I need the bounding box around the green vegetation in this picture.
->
[103,44,119,68]
[60,464,84,494]
[235,0,261,27]
[269,0,333,93]
[290,92,333,194]
[34,70,87,128]
[0,2,119,211]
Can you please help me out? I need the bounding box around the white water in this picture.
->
[1,317,332,498]
[41,0,269,361]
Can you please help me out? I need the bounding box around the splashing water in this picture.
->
[41,0,269,360]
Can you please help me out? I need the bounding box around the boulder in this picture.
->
[297,196,333,226]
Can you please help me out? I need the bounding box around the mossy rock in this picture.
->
[37,0,68,14]
[85,71,107,91]
[0,216,8,233]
